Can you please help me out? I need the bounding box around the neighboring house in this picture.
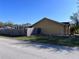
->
[0,25,27,36]
[31,17,70,36]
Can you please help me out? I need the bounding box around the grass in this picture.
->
[15,35,79,47]
[16,35,48,42]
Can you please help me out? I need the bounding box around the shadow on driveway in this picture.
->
[12,40,79,52]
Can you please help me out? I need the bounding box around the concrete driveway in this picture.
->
[0,37,79,59]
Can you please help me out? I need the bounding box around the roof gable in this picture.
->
[31,17,64,27]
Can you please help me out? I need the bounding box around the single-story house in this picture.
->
[30,17,70,36]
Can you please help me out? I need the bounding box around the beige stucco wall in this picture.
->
[33,19,66,35]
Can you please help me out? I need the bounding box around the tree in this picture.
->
[4,22,14,27]
[70,13,79,26]
[22,23,31,27]
[70,12,79,34]
[0,22,4,27]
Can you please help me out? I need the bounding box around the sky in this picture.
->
[0,0,77,24]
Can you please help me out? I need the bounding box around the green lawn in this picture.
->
[15,35,79,47]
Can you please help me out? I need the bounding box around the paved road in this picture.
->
[0,37,79,59]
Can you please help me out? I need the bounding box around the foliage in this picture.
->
[70,27,75,35]
[70,13,79,26]
[0,21,31,27]
[70,12,79,34]
[22,23,31,27]
[0,21,15,27]
[0,22,4,27]
[4,22,14,27]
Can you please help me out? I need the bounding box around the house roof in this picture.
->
[31,17,66,27]
[61,22,70,26]
[62,22,70,24]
